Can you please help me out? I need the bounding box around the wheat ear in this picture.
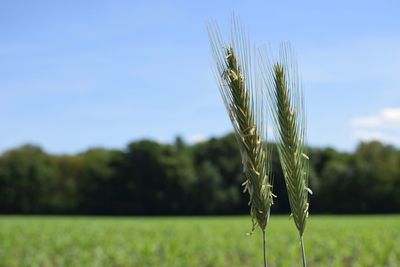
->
[261,44,311,267]
[208,20,274,267]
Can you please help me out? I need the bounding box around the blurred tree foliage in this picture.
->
[0,135,399,214]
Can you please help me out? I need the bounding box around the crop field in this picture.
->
[0,216,399,267]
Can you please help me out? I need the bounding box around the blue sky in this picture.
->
[1,0,399,153]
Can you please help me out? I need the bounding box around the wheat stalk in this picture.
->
[208,19,274,267]
[261,44,311,267]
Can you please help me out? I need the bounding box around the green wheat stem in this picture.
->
[300,235,307,267]
[262,229,267,267]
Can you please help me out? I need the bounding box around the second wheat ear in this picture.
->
[263,45,312,267]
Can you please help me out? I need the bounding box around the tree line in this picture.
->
[0,133,399,214]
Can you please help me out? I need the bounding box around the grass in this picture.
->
[0,215,399,267]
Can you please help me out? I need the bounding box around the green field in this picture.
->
[0,216,399,267]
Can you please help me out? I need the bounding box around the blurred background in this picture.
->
[1,0,399,215]
[0,1,399,266]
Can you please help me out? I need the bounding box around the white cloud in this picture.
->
[155,137,168,144]
[351,108,400,146]
[353,130,384,141]
[353,130,400,146]
[186,134,208,144]
[351,108,400,129]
